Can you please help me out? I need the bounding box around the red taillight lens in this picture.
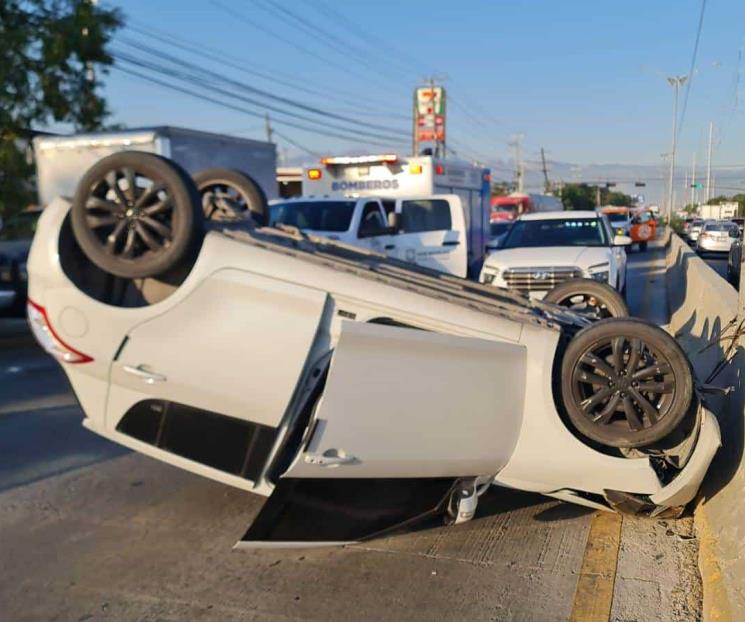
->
[27,299,93,364]
[435,164,445,175]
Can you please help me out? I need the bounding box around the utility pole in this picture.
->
[540,147,551,194]
[509,134,524,193]
[666,75,688,220]
[264,113,274,143]
[595,185,602,208]
[690,152,696,208]
[705,121,714,203]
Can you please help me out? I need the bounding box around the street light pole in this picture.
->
[666,75,688,221]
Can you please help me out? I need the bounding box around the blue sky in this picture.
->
[101,0,745,183]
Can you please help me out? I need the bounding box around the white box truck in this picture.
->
[33,126,278,205]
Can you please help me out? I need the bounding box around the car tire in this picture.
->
[193,168,268,225]
[560,318,693,449]
[71,151,203,280]
[639,241,648,252]
[544,279,629,319]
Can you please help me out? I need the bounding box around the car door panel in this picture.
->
[107,268,328,432]
[285,321,526,479]
[393,195,468,277]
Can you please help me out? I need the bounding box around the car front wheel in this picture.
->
[560,318,693,448]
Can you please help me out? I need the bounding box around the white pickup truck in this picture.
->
[269,195,469,277]
[480,211,631,298]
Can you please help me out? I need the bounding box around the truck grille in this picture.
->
[503,266,582,293]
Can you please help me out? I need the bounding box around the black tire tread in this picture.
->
[560,318,693,448]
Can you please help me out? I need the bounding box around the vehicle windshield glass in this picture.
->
[0,211,41,241]
[609,218,628,227]
[494,203,519,214]
[501,218,608,248]
[489,221,511,237]
[704,223,737,232]
[269,200,356,232]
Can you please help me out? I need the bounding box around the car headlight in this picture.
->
[586,263,610,283]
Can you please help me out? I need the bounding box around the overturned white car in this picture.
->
[27,152,720,546]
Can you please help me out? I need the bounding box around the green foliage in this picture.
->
[669,215,686,235]
[559,184,635,211]
[0,0,123,218]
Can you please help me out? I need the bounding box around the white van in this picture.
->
[300,154,491,277]
[269,194,468,277]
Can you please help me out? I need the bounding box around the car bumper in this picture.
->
[647,409,721,510]
[698,239,733,253]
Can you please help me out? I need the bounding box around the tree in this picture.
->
[0,1,123,218]
[560,183,635,210]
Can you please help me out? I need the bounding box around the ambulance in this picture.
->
[270,154,491,278]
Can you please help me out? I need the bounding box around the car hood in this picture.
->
[484,246,607,269]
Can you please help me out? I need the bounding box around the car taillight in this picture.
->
[27,299,93,364]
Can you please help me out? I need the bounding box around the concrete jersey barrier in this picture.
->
[666,234,743,620]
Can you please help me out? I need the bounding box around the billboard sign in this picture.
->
[415,86,446,143]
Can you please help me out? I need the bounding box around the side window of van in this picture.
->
[358,202,387,237]
[400,199,452,233]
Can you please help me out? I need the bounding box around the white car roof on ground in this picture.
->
[519,210,599,221]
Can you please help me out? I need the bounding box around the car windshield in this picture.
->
[501,217,608,249]
[0,211,41,241]
[609,218,628,227]
[269,200,356,232]
[489,221,511,237]
[704,223,738,234]
[493,203,520,215]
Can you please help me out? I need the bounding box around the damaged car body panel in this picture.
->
[26,153,722,547]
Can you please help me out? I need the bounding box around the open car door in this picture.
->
[392,195,468,277]
[239,321,527,547]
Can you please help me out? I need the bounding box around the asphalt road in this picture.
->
[0,247,702,622]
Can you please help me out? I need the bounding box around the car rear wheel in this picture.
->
[71,151,203,279]
[193,168,267,225]
[544,279,629,319]
[560,318,693,448]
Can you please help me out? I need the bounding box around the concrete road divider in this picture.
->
[666,234,741,621]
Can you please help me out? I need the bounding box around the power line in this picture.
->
[115,38,409,138]
[123,22,400,116]
[678,0,708,137]
[273,129,322,158]
[112,64,406,149]
[113,51,406,144]
[209,0,407,96]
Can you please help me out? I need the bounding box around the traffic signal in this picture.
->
[605,182,616,188]
[634,182,646,187]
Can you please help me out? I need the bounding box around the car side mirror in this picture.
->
[613,234,632,246]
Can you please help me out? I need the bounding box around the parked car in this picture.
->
[479,211,630,302]
[0,208,42,317]
[730,217,744,236]
[727,239,741,287]
[27,152,720,545]
[696,221,740,255]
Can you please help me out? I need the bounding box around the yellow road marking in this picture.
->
[569,511,622,622]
